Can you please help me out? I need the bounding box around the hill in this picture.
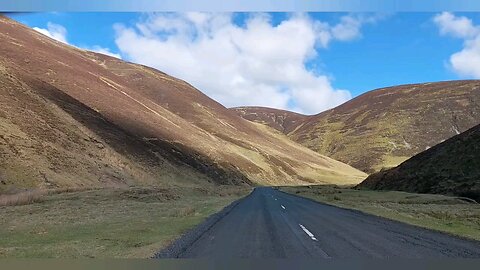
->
[358,124,480,201]
[233,81,480,173]
[0,16,366,191]
[231,107,307,134]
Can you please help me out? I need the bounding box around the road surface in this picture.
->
[177,187,480,258]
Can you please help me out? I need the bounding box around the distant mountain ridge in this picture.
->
[233,81,480,173]
[0,16,366,191]
[231,107,308,134]
[358,123,480,201]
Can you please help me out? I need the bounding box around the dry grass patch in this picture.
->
[0,187,93,207]
[0,190,45,206]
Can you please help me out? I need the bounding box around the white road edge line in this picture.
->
[299,224,318,241]
[281,205,286,210]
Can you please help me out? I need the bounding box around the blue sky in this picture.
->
[8,12,480,114]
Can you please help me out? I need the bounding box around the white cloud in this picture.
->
[434,12,479,39]
[434,12,480,78]
[331,15,364,41]
[33,22,68,43]
[114,13,377,114]
[33,22,121,59]
[450,36,480,78]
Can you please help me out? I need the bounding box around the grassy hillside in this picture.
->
[358,124,480,201]
[231,106,307,134]
[0,64,222,191]
[234,81,480,173]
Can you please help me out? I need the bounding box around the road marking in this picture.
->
[299,224,318,241]
[281,205,286,210]
[274,198,277,201]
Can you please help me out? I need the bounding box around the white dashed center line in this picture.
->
[281,205,286,210]
[299,224,318,241]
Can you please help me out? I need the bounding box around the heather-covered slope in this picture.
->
[231,107,307,134]
[358,124,480,201]
[0,16,366,190]
[290,81,480,173]
[234,81,480,173]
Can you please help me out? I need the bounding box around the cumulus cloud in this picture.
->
[434,12,479,39]
[33,22,121,59]
[33,22,68,43]
[434,12,480,78]
[114,13,377,114]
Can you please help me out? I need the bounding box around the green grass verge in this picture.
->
[0,186,250,258]
[280,185,480,241]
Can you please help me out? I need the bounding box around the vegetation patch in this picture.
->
[118,187,179,202]
[0,186,250,258]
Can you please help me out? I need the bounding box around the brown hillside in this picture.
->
[231,107,307,134]
[0,16,366,190]
[235,82,480,173]
[358,124,480,201]
[291,81,480,173]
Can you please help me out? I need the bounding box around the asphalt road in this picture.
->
[177,187,480,258]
